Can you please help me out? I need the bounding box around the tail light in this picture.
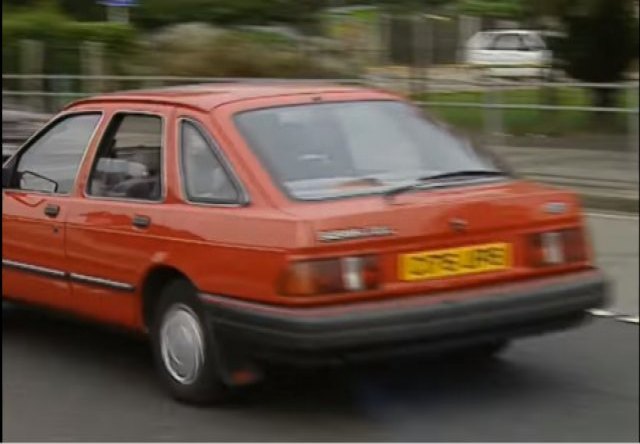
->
[529,228,588,267]
[278,256,379,296]
[563,228,588,262]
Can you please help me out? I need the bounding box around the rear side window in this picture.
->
[493,34,524,50]
[522,33,545,50]
[88,113,163,201]
[180,120,240,204]
[14,113,101,194]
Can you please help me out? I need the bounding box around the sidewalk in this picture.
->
[491,145,639,213]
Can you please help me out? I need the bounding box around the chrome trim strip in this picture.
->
[69,273,135,292]
[2,258,135,292]
[1,259,66,278]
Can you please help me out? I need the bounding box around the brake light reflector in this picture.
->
[278,256,379,296]
[541,232,564,264]
[529,228,588,267]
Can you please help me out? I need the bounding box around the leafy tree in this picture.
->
[558,0,637,108]
[457,0,526,20]
[129,0,329,30]
[458,0,637,108]
[3,0,330,29]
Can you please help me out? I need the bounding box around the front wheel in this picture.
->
[150,279,229,404]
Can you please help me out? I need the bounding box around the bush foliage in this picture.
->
[3,7,136,48]
[136,24,358,78]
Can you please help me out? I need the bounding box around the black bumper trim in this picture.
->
[200,271,609,355]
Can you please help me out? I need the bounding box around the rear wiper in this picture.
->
[383,169,506,200]
[335,177,386,188]
[417,169,507,181]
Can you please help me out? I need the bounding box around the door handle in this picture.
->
[44,204,60,218]
[132,215,151,229]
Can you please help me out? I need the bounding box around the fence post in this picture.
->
[378,13,390,66]
[411,15,429,96]
[51,77,73,113]
[81,41,106,94]
[629,83,639,184]
[458,15,480,63]
[484,80,504,147]
[19,39,45,112]
[424,16,434,95]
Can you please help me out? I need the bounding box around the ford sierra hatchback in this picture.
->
[2,84,608,404]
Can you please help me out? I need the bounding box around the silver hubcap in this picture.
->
[160,304,205,385]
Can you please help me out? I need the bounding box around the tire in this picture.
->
[150,279,229,405]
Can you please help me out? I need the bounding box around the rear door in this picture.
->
[2,112,103,309]
[64,106,173,327]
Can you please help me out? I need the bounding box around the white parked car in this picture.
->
[464,30,552,78]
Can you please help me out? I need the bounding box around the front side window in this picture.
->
[180,121,239,204]
[88,113,163,201]
[235,101,501,201]
[14,113,101,194]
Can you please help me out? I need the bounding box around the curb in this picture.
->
[580,192,639,214]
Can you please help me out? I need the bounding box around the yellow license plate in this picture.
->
[399,242,511,281]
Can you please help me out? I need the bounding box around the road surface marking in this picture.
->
[587,310,639,325]
[587,309,618,317]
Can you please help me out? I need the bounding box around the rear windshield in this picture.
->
[235,100,501,201]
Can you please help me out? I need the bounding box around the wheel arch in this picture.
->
[139,264,193,331]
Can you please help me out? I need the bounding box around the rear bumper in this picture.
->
[200,270,609,364]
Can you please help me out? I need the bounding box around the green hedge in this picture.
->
[137,28,359,78]
[130,0,323,31]
[3,8,137,74]
[3,9,136,48]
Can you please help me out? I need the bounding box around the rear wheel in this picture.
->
[150,279,229,404]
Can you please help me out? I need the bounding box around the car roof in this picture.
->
[65,82,374,113]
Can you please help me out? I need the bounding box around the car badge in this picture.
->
[318,226,395,243]
[449,218,468,233]
[544,202,567,215]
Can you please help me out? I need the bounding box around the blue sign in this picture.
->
[98,0,138,6]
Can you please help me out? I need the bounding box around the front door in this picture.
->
[2,112,103,309]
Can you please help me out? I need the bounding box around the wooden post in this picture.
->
[81,41,106,94]
[19,39,45,112]
[378,13,390,66]
[411,15,424,97]
[629,84,639,184]
[484,80,504,147]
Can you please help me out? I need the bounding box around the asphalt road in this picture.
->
[587,213,639,317]
[2,214,639,442]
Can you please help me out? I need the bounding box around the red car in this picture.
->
[2,84,608,404]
